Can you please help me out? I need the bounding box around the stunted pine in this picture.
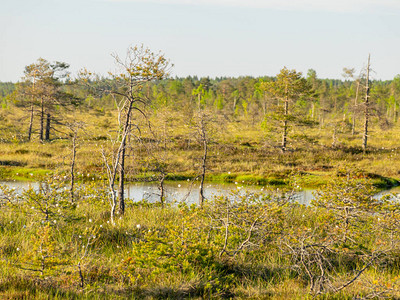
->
[81,45,171,222]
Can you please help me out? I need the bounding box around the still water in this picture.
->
[0,180,314,205]
[1,180,398,205]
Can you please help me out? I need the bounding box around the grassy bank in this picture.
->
[0,176,399,299]
[1,163,398,192]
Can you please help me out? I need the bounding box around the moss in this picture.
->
[371,176,399,189]
[296,173,331,188]
[0,167,51,181]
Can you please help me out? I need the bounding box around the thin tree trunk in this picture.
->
[70,132,77,203]
[40,98,44,141]
[198,93,201,111]
[159,173,165,207]
[282,93,289,152]
[118,144,126,214]
[199,115,207,207]
[118,102,133,215]
[45,113,51,140]
[28,104,34,141]
[362,55,371,154]
[101,124,128,225]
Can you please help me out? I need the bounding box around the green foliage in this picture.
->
[2,55,400,298]
[18,224,70,277]
[312,173,381,245]
[120,206,235,297]
[0,178,399,298]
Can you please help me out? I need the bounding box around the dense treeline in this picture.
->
[2,71,400,142]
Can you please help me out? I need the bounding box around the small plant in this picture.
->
[18,224,70,277]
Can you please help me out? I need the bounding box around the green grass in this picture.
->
[0,176,399,299]
[1,107,400,191]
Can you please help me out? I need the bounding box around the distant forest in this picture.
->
[2,71,400,128]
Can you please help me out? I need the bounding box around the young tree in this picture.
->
[81,45,170,219]
[262,67,312,151]
[196,111,209,207]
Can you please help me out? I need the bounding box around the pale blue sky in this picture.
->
[1,0,400,82]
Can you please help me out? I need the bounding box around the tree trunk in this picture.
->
[282,94,289,152]
[28,104,34,141]
[118,144,126,215]
[159,173,165,207]
[362,55,371,154]
[45,113,51,141]
[118,101,133,215]
[70,132,77,203]
[40,98,44,141]
[199,114,207,207]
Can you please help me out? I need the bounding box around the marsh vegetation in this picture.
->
[0,47,400,298]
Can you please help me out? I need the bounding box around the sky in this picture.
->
[1,0,400,82]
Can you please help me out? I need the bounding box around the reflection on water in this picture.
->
[0,180,317,205]
[0,181,40,194]
[1,180,398,206]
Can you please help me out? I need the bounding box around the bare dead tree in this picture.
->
[198,112,208,207]
[66,121,85,203]
[191,110,213,207]
[362,55,371,153]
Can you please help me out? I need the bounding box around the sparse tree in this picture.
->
[81,45,170,220]
[19,58,76,141]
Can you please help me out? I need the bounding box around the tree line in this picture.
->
[2,57,400,149]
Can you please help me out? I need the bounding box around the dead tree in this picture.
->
[198,112,208,207]
[191,110,215,207]
[362,55,371,153]
[66,121,85,203]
